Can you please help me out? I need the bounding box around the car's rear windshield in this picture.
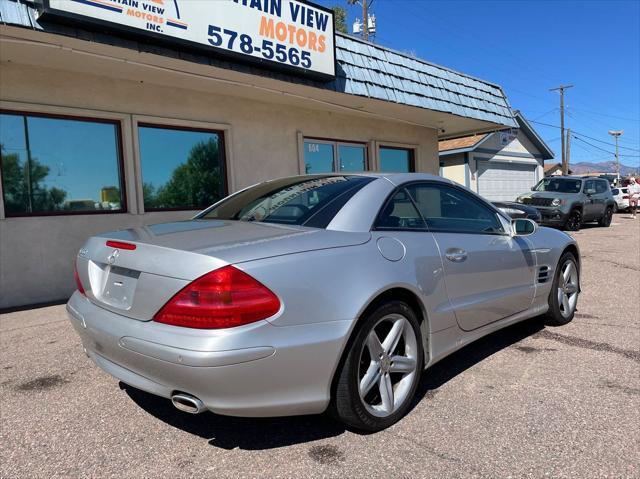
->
[198,176,374,227]
[534,178,582,193]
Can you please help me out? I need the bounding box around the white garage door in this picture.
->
[477,161,538,201]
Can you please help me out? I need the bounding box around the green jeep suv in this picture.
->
[516,176,615,231]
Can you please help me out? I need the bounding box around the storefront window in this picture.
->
[303,139,367,174]
[304,141,334,174]
[338,145,367,172]
[379,147,415,173]
[0,111,124,216]
[138,124,226,210]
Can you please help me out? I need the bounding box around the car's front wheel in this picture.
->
[598,206,613,227]
[564,209,582,231]
[334,301,424,432]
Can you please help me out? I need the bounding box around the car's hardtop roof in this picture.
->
[287,172,453,186]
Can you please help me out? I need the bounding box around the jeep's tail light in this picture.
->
[74,260,86,296]
[153,266,281,329]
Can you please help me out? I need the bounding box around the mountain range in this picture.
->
[568,161,639,175]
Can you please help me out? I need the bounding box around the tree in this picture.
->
[333,6,348,34]
[0,150,67,214]
[149,138,224,209]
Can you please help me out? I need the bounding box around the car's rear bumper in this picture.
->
[67,292,352,417]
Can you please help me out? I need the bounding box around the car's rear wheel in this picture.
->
[334,301,423,432]
[598,207,613,227]
[564,209,582,231]
[544,252,580,326]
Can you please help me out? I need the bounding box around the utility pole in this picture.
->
[566,128,571,167]
[348,0,373,41]
[608,130,623,181]
[550,84,573,175]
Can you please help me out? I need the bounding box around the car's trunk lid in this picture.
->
[77,220,370,320]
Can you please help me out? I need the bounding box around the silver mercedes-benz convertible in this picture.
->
[67,173,580,431]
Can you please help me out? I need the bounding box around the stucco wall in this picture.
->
[440,154,467,187]
[0,62,439,308]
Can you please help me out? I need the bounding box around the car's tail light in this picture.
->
[74,260,86,296]
[153,266,281,329]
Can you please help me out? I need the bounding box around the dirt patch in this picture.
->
[308,444,345,465]
[16,374,67,391]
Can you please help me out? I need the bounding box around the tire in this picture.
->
[334,301,424,432]
[564,209,582,231]
[598,207,613,227]
[612,203,618,214]
[544,252,580,326]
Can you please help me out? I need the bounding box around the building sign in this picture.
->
[40,0,336,79]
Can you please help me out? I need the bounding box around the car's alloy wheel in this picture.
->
[564,210,581,231]
[357,314,418,417]
[544,252,579,326]
[598,207,613,227]
[334,301,423,432]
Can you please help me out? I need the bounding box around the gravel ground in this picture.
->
[1,217,638,478]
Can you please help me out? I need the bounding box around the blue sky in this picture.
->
[317,0,640,167]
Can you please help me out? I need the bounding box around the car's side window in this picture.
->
[375,188,427,230]
[406,183,505,234]
[584,180,596,194]
[595,180,608,194]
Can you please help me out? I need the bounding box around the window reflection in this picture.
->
[138,124,226,210]
[0,112,123,216]
[304,141,334,174]
[380,147,414,172]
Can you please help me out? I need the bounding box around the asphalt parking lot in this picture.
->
[1,217,639,478]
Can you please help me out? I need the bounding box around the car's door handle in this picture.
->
[445,248,468,262]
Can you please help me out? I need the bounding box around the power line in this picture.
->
[569,107,640,123]
[571,135,640,158]
[527,118,640,152]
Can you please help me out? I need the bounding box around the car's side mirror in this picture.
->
[512,218,537,236]
[530,186,536,191]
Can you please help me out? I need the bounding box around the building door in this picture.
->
[477,161,538,201]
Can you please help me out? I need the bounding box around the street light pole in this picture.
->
[608,130,623,182]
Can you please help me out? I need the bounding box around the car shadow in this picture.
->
[122,318,544,449]
[411,318,544,407]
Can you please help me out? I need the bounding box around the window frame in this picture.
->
[136,121,228,212]
[373,180,511,236]
[0,109,127,218]
[378,145,416,173]
[302,137,369,173]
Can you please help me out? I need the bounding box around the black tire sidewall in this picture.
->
[545,252,579,326]
[335,301,424,432]
[565,210,581,231]
[599,207,613,227]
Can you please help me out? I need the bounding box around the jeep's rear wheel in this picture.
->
[598,207,613,227]
[564,210,582,231]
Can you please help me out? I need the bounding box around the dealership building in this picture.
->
[0,0,517,309]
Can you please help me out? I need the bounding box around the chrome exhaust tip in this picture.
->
[171,393,206,414]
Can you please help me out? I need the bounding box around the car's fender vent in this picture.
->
[538,266,550,283]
